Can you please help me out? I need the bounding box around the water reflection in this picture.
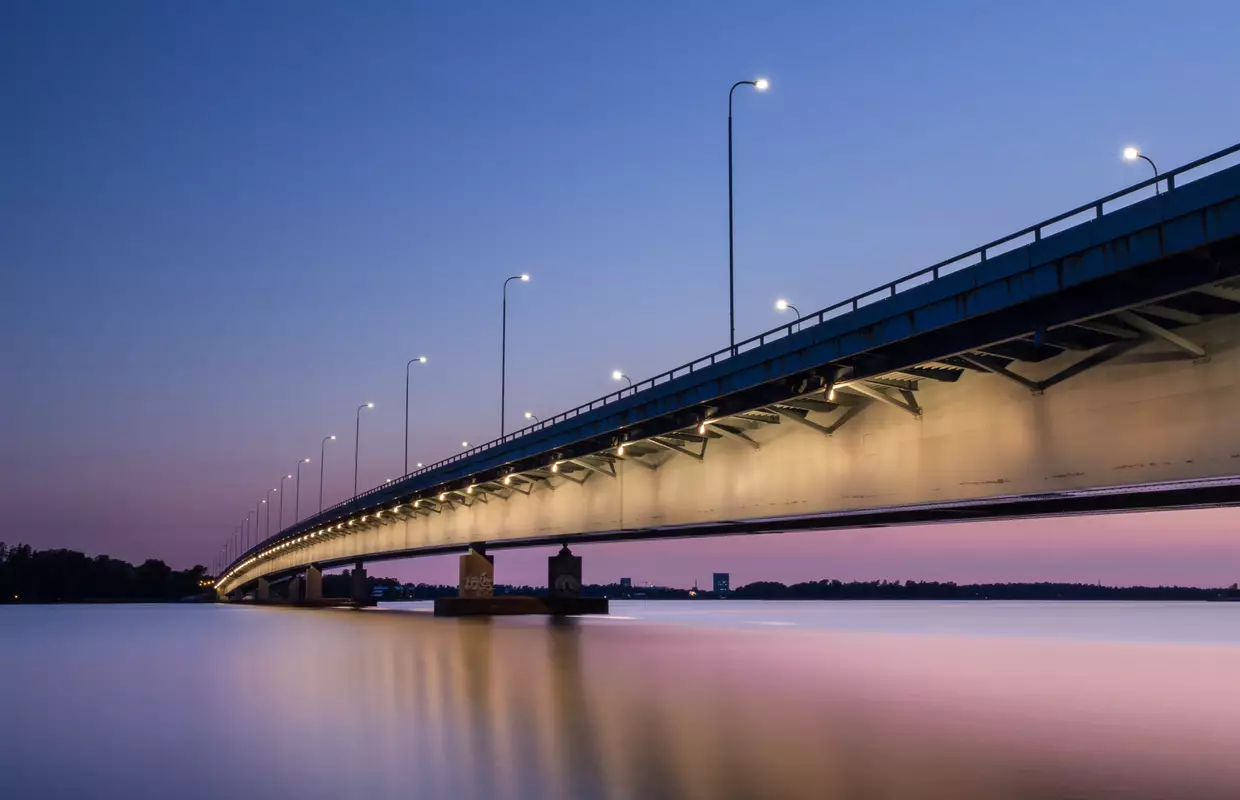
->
[1,602,1239,799]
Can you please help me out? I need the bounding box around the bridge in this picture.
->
[216,142,1240,610]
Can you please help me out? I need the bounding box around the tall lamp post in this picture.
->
[265,488,278,539]
[294,457,310,523]
[319,435,336,512]
[728,77,769,352]
[278,474,292,530]
[501,274,530,436]
[1123,146,1160,194]
[405,355,428,475]
[354,403,374,497]
[256,500,265,550]
[244,512,253,554]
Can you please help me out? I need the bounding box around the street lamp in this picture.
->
[294,458,310,523]
[1123,146,1160,194]
[775,298,800,331]
[612,369,633,390]
[319,435,336,513]
[524,410,540,423]
[501,274,530,436]
[278,474,292,530]
[244,512,253,553]
[265,488,278,538]
[255,500,264,551]
[354,402,374,497]
[728,77,769,352]
[461,441,470,449]
[405,355,428,475]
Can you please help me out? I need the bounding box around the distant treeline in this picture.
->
[0,543,209,603]
[4,542,1237,603]
[372,578,1239,602]
[723,579,1235,601]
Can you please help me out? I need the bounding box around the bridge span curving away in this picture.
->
[217,143,1240,599]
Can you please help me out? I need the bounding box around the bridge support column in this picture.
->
[433,543,606,617]
[256,578,270,602]
[350,562,368,604]
[458,545,494,598]
[305,566,322,602]
[288,576,303,604]
[548,545,582,598]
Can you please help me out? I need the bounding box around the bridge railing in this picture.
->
[255,140,1240,555]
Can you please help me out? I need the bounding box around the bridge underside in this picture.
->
[220,264,1240,592]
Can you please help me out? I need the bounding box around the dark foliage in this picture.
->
[726,578,1228,601]
[0,542,210,603]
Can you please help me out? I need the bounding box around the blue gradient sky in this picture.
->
[4,1,1240,586]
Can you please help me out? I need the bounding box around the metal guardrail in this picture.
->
[241,139,1240,564]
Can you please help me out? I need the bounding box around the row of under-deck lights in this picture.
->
[220,412,726,590]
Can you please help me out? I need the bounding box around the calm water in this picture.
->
[3,600,1240,799]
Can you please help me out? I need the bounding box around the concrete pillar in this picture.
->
[350,562,368,603]
[305,565,322,601]
[288,576,303,603]
[548,545,582,598]
[459,544,494,598]
[256,578,270,602]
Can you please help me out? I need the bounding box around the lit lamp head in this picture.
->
[461,441,469,448]
[775,299,789,311]
[365,402,374,409]
[754,78,770,91]
[418,356,428,363]
[524,411,534,419]
[612,370,624,381]
[1123,146,1140,161]
[520,274,530,282]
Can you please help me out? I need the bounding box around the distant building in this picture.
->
[713,573,730,594]
[619,577,632,588]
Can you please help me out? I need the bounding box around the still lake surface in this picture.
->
[3,600,1240,799]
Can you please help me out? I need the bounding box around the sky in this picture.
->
[4,0,1240,587]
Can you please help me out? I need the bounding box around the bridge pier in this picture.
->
[305,565,322,602]
[548,545,582,598]
[256,578,270,602]
[434,543,606,617]
[350,562,368,604]
[288,576,303,604]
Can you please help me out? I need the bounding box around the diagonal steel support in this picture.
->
[616,451,663,470]
[958,354,1042,394]
[552,469,590,485]
[1198,284,1240,303]
[1070,319,1140,339]
[1137,304,1204,325]
[1035,339,1142,391]
[705,422,760,449]
[772,403,867,436]
[845,382,922,417]
[569,458,616,478]
[649,436,706,461]
[1116,310,1206,358]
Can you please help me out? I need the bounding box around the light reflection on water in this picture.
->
[2,601,1239,799]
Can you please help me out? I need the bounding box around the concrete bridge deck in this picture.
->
[217,142,1240,596]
